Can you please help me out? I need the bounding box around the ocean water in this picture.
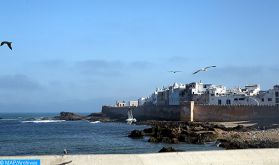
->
[0,113,221,156]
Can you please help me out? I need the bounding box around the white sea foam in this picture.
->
[22,120,65,123]
[90,121,101,124]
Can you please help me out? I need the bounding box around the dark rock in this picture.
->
[196,131,217,144]
[248,140,279,148]
[128,130,144,138]
[87,113,112,122]
[161,137,172,143]
[87,112,105,117]
[143,128,153,136]
[218,139,248,149]
[172,138,180,144]
[178,134,187,142]
[160,128,176,138]
[192,126,204,131]
[148,137,160,143]
[58,112,86,121]
[158,147,176,153]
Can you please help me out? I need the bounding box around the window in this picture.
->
[239,98,245,101]
[234,98,238,101]
[276,98,279,103]
[226,99,231,105]
[218,100,222,105]
[268,98,272,102]
[276,92,279,97]
[262,98,264,102]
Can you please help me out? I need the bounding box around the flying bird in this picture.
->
[193,66,216,74]
[0,41,12,50]
[169,70,182,74]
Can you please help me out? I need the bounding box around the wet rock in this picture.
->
[178,134,187,142]
[87,112,105,117]
[192,126,204,131]
[196,131,218,144]
[143,128,154,136]
[161,137,172,143]
[58,112,85,121]
[148,137,160,143]
[218,139,249,149]
[160,128,176,138]
[248,140,279,148]
[158,147,177,153]
[172,138,180,144]
[128,130,144,138]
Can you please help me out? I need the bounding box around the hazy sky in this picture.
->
[0,0,278,112]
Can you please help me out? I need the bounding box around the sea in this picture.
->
[0,113,221,156]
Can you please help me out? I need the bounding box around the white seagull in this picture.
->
[193,66,216,74]
[169,70,182,74]
[0,41,12,50]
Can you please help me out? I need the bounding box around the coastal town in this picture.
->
[114,82,279,108]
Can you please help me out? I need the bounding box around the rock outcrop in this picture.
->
[158,147,177,153]
[58,112,86,121]
[128,130,144,138]
[128,121,279,150]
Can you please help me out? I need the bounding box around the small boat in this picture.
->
[126,109,136,124]
[90,121,101,124]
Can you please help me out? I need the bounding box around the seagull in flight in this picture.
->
[169,70,182,74]
[0,41,12,50]
[193,66,216,74]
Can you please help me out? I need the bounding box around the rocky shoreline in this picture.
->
[128,121,279,150]
[54,112,117,122]
[52,112,279,150]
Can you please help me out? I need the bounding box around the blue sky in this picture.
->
[0,0,278,112]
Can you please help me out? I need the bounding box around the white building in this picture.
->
[208,84,278,106]
[115,101,126,107]
[138,97,146,106]
[208,85,227,96]
[209,94,261,105]
[168,83,186,105]
[189,82,212,95]
[128,100,139,107]
[138,82,279,107]
[243,85,261,96]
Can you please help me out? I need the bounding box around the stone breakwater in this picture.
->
[128,121,279,149]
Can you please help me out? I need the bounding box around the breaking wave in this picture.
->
[22,120,65,123]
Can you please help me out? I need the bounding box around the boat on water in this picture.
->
[90,121,101,124]
[126,109,136,124]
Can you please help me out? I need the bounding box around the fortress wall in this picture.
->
[102,106,130,118]
[193,104,279,122]
[103,103,279,122]
[102,105,181,121]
